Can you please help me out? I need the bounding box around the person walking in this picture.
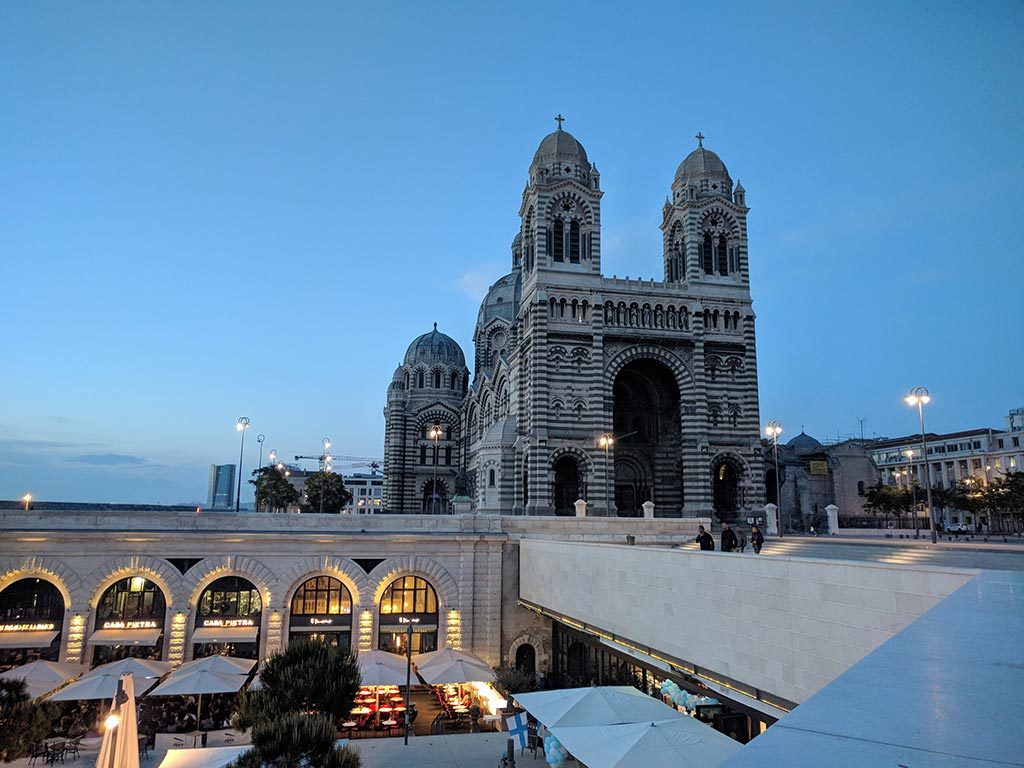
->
[720,522,738,553]
[695,525,715,550]
[751,525,765,554]
[736,526,748,553]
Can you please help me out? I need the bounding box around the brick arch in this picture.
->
[549,446,592,474]
[710,450,752,476]
[182,555,275,609]
[604,344,695,400]
[86,555,182,609]
[276,557,369,609]
[0,556,83,609]
[508,632,551,673]
[543,192,595,225]
[368,556,459,609]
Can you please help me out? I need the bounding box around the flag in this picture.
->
[505,712,528,748]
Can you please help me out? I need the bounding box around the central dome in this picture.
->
[530,127,590,172]
[675,145,730,184]
[477,271,522,330]
[403,324,466,367]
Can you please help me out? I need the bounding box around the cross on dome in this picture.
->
[695,132,705,147]
[555,114,565,130]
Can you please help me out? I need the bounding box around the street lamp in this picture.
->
[428,424,443,514]
[269,450,277,465]
[598,433,614,514]
[256,434,265,467]
[22,493,32,512]
[320,438,332,514]
[235,417,250,514]
[399,615,420,745]
[903,448,919,537]
[765,421,783,536]
[904,387,935,543]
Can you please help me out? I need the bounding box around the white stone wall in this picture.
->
[519,539,976,704]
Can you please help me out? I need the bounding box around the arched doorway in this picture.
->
[765,468,778,505]
[289,576,352,649]
[566,641,588,685]
[0,578,65,669]
[713,459,741,522]
[612,359,682,516]
[422,480,448,514]
[193,576,262,659]
[92,576,166,666]
[514,643,536,676]
[553,456,580,516]
[378,576,438,654]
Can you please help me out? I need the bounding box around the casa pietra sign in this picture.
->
[102,620,158,630]
[200,618,256,628]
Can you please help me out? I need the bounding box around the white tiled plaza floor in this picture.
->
[354,732,518,768]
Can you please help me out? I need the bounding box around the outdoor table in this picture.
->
[350,707,371,715]
[381,719,397,727]
[378,706,392,713]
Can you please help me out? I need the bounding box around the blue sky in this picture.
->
[2,1,1022,504]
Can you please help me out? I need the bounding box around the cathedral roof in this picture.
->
[674,144,731,186]
[787,431,824,456]
[403,324,466,368]
[530,127,590,171]
[476,271,522,330]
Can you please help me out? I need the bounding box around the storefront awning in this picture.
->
[0,630,60,648]
[191,626,259,644]
[88,628,162,647]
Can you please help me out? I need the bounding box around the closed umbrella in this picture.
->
[357,650,409,687]
[96,673,140,768]
[148,668,249,727]
[552,718,740,768]
[514,686,684,728]
[0,660,85,699]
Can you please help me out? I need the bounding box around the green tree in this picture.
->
[250,466,301,513]
[492,664,537,699]
[302,472,352,514]
[229,713,360,768]
[862,483,911,529]
[0,678,59,761]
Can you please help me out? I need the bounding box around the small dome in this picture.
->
[531,128,590,171]
[481,416,518,446]
[787,431,824,456]
[674,146,731,186]
[403,324,466,367]
[476,271,522,329]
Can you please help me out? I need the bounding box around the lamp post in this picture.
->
[256,434,265,467]
[235,417,250,514]
[905,387,935,543]
[428,424,443,514]
[765,421,783,536]
[320,438,331,515]
[400,615,420,745]
[598,433,614,514]
[903,448,918,536]
[22,493,32,512]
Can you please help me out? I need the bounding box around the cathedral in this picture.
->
[383,123,765,519]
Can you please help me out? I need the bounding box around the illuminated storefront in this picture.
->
[192,576,262,659]
[289,576,352,648]
[90,576,166,666]
[0,578,65,669]
[378,576,438,654]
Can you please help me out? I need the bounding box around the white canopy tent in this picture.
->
[0,660,85,699]
[157,746,250,768]
[514,686,684,728]
[552,718,741,768]
[357,650,410,686]
[49,658,169,701]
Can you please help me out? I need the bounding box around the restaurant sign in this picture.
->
[102,620,158,630]
[290,616,351,628]
[810,460,829,475]
[0,622,57,632]
[201,618,256,628]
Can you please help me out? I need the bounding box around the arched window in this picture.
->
[569,220,580,263]
[289,576,352,648]
[433,370,441,389]
[417,370,424,388]
[93,576,167,665]
[450,372,458,390]
[717,235,729,275]
[193,576,262,659]
[701,233,714,274]
[552,219,565,261]
[489,468,496,487]
[0,578,65,666]
[420,445,427,465]
[857,481,866,496]
[378,576,439,654]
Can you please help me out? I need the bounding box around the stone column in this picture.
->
[642,501,655,519]
[574,499,588,518]
[825,504,839,534]
[765,503,779,535]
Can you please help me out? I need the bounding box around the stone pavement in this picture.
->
[353,732,515,768]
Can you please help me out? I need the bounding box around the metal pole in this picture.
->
[236,428,246,514]
[605,442,611,515]
[920,402,936,543]
[909,452,919,538]
[432,432,439,514]
[773,434,783,537]
[404,622,412,745]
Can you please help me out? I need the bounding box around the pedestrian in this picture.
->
[721,522,738,552]
[751,525,764,554]
[736,526,748,553]
[695,525,715,550]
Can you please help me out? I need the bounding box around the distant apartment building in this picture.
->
[207,464,236,509]
[343,473,384,514]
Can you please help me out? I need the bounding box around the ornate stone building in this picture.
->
[385,125,765,519]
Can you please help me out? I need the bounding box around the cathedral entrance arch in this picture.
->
[552,456,581,516]
[612,359,683,516]
[712,457,742,522]
[421,480,448,514]
[515,643,536,675]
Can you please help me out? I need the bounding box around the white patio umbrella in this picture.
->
[0,660,85,699]
[174,655,256,676]
[157,746,251,768]
[514,686,684,728]
[148,668,249,727]
[49,660,167,701]
[413,647,488,669]
[96,672,140,768]
[552,718,741,768]
[357,650,410,686]
[86,657,170,681]
[417,658,495,685]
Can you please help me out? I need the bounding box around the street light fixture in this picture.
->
[256,434,265,467]
[428,424,443,514]
[598,433,614,514]
[319,437,332,514]
[269,450,277,465]
[904,387,936,543]
[235,417,250,514]
[903,448,919,537]
[765,421,783,537]
[22,493,32,512]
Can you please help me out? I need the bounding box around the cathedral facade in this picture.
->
[384,125,765,519]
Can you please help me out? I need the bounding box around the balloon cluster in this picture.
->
[659,680,719,710]
[544,734,570,766]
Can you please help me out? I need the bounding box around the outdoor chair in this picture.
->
[64,737,82,761]
[28,742,45,766]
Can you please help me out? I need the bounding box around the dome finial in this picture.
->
[555,113,565,131]
[433,321,438,331]
[695,131,705,148]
